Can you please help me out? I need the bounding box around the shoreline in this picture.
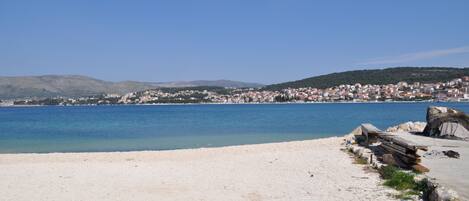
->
[1,100,467,108]
[0,137,337,157]
[0,136,342,155]
[0,136,397,201]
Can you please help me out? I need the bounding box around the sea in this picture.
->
[0,102,468,153]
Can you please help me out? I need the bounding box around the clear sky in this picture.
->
[1,1,468,84]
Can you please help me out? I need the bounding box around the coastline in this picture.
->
[1,100,467,108]
[0,136,396,201]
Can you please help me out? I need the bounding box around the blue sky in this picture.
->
[1,1,468,84]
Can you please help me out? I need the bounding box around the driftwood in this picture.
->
[360,123,429,172]
[412,164,430,173]
[361,123,381,145]
[379,134,428,151]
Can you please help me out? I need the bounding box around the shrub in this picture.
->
[383,171,417,190]
[379,165,399,180]
[379,165,429,199]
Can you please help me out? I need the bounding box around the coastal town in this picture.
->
[2,76,469,106]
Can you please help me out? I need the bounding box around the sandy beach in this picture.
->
[0,137,396,201]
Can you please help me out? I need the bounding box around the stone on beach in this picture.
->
[422,106,469,140]
[386,121,427,133]
[442,150,460,159]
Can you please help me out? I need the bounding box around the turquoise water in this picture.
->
[0,103,468,153]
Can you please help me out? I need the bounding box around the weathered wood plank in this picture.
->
[380,143,419,160]
[381,141,411,154]
[379,134,428,151]
[361,123,384,145]
[380,145,421,164]
[412,164,430,173]
[361,123,382,135]
[360,124,428,167]
[361,124,428,151]
[383,154,413,168]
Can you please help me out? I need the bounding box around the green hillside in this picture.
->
[265,67,469,90]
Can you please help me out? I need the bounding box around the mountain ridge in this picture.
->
[0,75,263,99]
[3,67,469,99]
[265,67,469,90]
[149,79,263,88]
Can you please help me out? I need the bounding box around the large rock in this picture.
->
[429,185,460,201]
[422,106,469,140]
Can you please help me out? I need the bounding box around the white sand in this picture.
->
[0,137,395,201]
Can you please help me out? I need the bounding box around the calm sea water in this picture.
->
[1,103,468,153]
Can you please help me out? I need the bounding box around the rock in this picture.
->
[398,122,411,131]
[430,186,460,201]
[386,126,398,132]
[442,150,460,159]
[382,154,398,166]
[422,106,469,140]
[439,122,469,140]
[342,134,354,145]
[413,122,427,132]
[414,174,427,183]
[348,126,363,136]
[386,121,427,133]
[423,172,460,201]
[352,146,364,155]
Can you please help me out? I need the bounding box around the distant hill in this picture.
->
[0,75,152,99]
[0,75,264,99]
[152,80,264,88]
[265,67,469,90]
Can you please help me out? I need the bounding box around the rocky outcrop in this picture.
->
[386,121,427,133]
[428,182,461,201]
[422,106,469,140]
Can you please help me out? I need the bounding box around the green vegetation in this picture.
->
[383,169,416,190]
[379,165,428,200]
[265,67,469,90]
[353,155,368,165]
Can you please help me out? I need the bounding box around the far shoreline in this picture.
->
[1,100,467,108]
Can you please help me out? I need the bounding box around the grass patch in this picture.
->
[379,165,399,180]
[384,170,416,190]
[394,190,421,200]
[379,165,428,200]
[353,156,368,165]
